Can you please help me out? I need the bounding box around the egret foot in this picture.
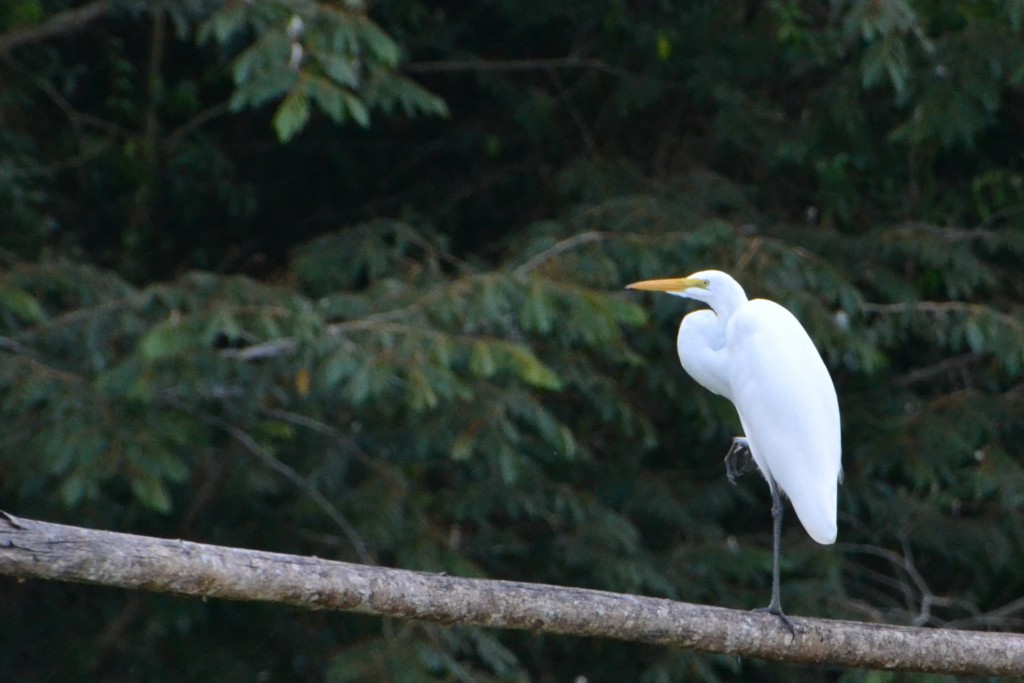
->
[753,604,798,636]
[724,437,756,485]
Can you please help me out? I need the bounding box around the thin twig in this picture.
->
[261,407,382,473]
[222,279,472,361]
[166,102,232,149]
[514,231,604,276]
[545,69,597,155]
[0,51,127,176]
[895,354,979,388]
[221,337,300,361]
[404,56,626,76]
[860,301,983,314]
[839,542,982,628]
[0,0,111,52]
[89,593,146,674]
[948,596,1024,629]
[0,335,42,360]
[880,221,1003,244]
[188,408,375,566]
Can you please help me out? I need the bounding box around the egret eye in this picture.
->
[703,279,710,286]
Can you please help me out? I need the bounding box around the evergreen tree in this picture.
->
[2,1,1023,680]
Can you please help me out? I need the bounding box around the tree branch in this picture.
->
[894,353,980,388]
[514,231,604,276]
[167,401,375,566]
[166,101,231,149]
[0,1,111,53]
[0,513,1021,676]
[404,56,627,76]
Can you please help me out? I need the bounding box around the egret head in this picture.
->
[626,270,746,310]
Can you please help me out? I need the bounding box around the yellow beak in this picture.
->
[625,277,706,292]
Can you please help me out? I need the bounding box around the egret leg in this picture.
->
[753,476,797,635]
[724,437,756,485]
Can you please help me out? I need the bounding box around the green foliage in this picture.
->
[3,1,1024,681]
[199,0,447,141]
[0,0,43,30]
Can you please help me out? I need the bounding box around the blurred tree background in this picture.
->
[2,1,1024,681]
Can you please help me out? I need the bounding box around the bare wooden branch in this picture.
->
[0,1,111,53]
[0,512,1021,676]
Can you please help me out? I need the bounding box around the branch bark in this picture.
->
[0,1,111,53]
[0,512,1021,676]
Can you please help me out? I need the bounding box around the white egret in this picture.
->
[627,270,841,630]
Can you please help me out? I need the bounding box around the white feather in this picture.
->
[664,270,841,544]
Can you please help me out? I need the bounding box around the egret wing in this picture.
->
[726,299,841,544]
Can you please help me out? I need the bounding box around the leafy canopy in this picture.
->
[2,1,1024,681]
